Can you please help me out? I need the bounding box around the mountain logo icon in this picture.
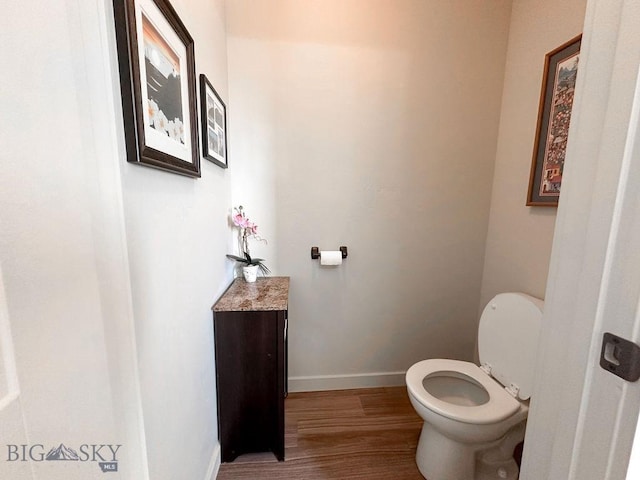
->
[45,444,80,461]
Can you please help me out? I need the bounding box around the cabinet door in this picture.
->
[215,311,278,460]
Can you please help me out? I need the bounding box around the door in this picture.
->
[628,420,640,479]
[0,270,36,479]
[520,0,640,478]
[566,71,640,479]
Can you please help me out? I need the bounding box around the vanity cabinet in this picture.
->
[212,277,289,463]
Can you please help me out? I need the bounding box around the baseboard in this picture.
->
[288,371,406,392]
[205,443,221,480]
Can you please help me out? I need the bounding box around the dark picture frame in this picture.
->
[199,74,228,169]
[113,0,200,177]
[527,35,581,206]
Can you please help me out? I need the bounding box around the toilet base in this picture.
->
[416,423,475,480]
[415,421,525,480]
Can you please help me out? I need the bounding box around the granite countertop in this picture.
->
[213,276,290,312]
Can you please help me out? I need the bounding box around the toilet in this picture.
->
[406,292,543,480]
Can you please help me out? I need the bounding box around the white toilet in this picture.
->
[406,292,543,480]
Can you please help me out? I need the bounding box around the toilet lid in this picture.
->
[478,293,544,400]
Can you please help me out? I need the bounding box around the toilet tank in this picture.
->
[478,293,544,400]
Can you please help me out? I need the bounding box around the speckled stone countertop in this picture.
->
[212,276,289,312]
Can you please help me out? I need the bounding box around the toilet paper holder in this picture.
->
[311,246,348,260]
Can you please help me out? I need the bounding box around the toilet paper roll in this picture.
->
[320,250,342,266]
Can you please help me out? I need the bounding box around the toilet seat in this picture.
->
[406,359,520,425]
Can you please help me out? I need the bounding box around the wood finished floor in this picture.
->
[217,387,424,480]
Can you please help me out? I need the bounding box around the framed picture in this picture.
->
[112,0,200,177]
[199,74,228,169]
[527,35,581,206]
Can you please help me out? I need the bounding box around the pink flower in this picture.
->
[233,213,248,228]
[229,206,266,259]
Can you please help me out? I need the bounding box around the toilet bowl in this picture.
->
[406,293,543,480]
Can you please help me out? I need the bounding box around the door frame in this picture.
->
[521,0,640,478]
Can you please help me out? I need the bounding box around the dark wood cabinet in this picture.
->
[212,277,289,463]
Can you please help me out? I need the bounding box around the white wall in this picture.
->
[227,0,513,390]
[0,0,231,479]
[479,0,587,309]
[115,0,231,479]
[0,1,148,478]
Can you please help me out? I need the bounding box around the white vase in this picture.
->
[242,265,259,283]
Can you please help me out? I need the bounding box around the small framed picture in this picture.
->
[199,74,228,169]
[113,0,200,177]
[527,35,581,206]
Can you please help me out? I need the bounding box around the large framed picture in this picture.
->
[112,0,200,177]
[527,35,581,206]
[200,74,228,169]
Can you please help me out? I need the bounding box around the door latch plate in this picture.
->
[599,332,640,382]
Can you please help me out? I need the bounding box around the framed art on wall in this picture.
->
[199,74,228,169]
[527,35,581,206]
[112,0,200,177]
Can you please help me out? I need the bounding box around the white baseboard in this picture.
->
[288,371,406,392]
[205,443,221,480]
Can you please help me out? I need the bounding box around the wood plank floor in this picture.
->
[217,387,425,480]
